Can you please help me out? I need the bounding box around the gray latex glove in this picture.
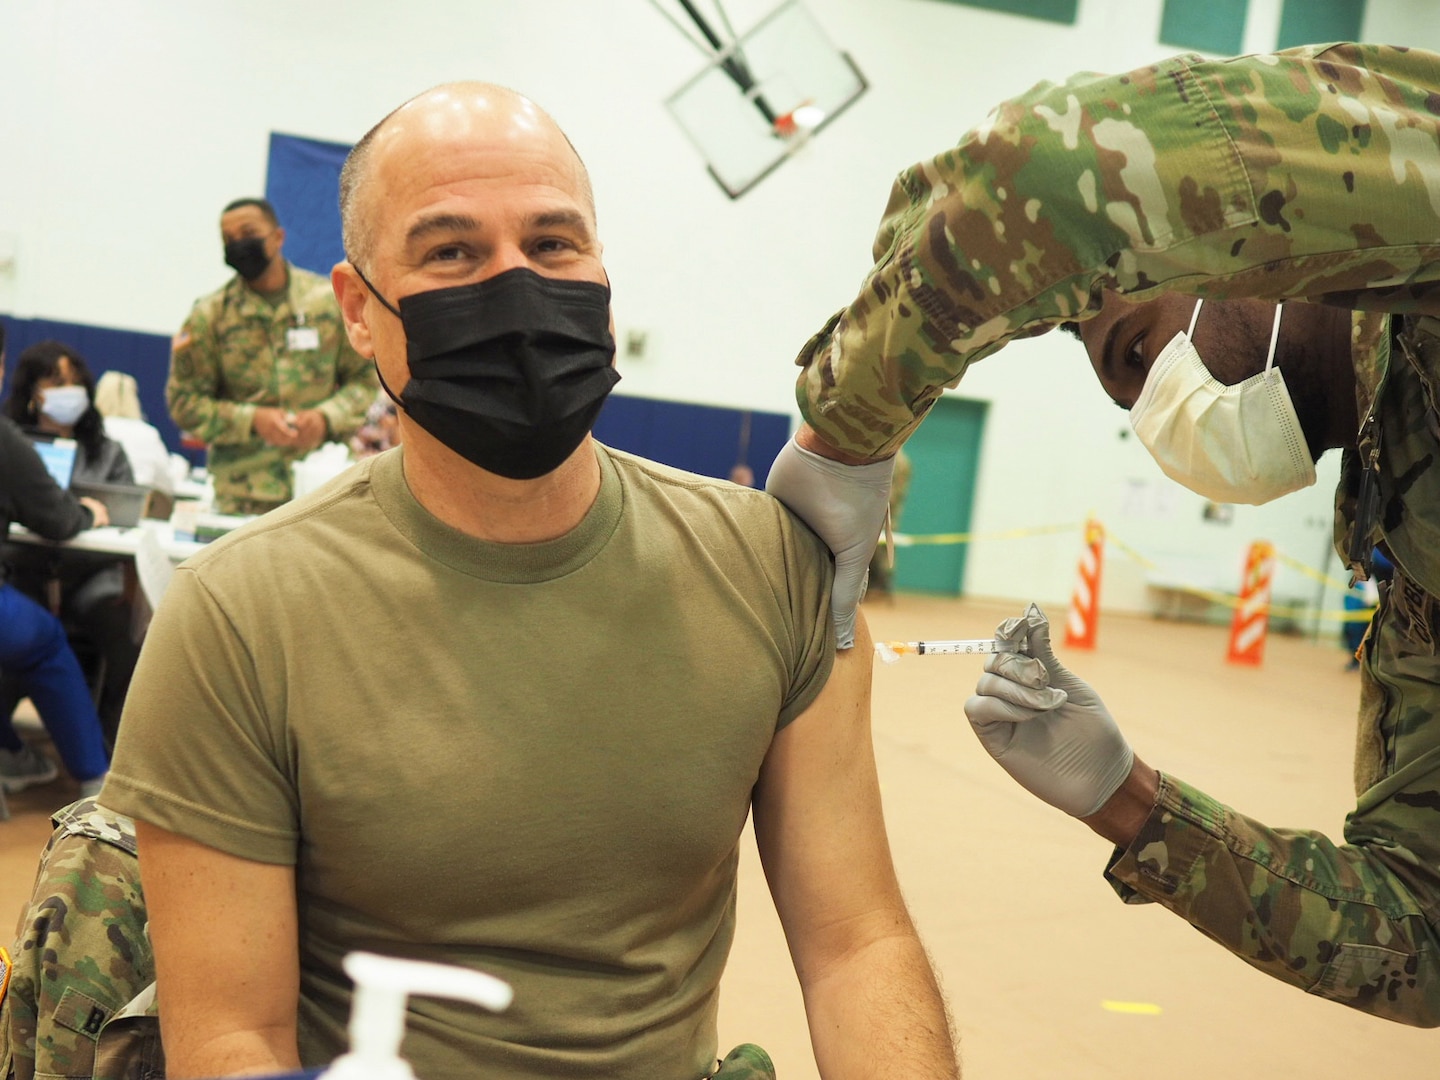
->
[963,603,1135,818]
[765,437,894,650]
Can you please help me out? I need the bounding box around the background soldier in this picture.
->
[167,198,377,516]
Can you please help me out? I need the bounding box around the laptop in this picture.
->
[26,435,79,489]
[70,480,151,529]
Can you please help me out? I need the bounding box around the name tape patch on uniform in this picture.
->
[287,326,321,351]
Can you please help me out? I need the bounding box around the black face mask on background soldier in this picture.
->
[224,237,272,282]
[354,265,620,480]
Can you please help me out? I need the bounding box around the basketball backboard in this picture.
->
[665,0,867,198]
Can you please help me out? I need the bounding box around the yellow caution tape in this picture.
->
[1273,548,1354,592]
[1099,531,1157,571]
[1147,554,1361,617]
[1147,580,1375,622]
[881,520,1371,622]
[884,522,1082,547]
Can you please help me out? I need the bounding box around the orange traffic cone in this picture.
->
[1064,519,1105,650]
[1226,541,1276,666]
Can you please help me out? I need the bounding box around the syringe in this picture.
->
[874,638,1021,665]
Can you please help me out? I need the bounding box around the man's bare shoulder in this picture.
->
[602,447,836,606]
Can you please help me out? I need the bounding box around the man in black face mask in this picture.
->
[104,84,958,1080]
[164,197,377,514]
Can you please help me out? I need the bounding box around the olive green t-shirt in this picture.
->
[104,442,834,1080]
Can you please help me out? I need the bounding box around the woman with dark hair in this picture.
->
[0,324,111,797]
[1,340,140,743]
[3,340,134,484]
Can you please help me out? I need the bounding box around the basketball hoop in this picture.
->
[773,99,826,139]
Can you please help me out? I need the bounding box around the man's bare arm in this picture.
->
[136,822,301,1078]
[752,612,960,1078]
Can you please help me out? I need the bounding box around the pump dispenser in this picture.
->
[318,952,514,1080]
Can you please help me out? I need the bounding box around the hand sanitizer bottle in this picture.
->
[317,952,513,1080]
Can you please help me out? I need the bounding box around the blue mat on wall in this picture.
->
[1,129,793,483]
[0,312,789,481]
[266,132,350,277]
[0,315,187,461]
[594,394,789,487]
[258,130,793,483]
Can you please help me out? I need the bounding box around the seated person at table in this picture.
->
[1,341,140,741]
[0,322,111,797]
[94,370,175,492]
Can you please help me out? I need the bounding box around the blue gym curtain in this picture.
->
[3,133,792,481]
[265,132,350,277]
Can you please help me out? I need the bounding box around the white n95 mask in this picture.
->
[1129,299,1316,506]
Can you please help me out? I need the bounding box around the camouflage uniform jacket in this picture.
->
[795,42,1440,459]
[166,262,377,512]
[0,799,160,1080]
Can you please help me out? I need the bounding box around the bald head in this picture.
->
[339,82,594,269]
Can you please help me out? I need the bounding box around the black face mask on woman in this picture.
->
[354,265,619,480]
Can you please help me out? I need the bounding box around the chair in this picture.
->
[132,527,175,615]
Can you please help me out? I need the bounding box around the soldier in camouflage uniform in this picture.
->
[0,798,159,1080]
[167,198,378,516]
[766,42,1440,1023]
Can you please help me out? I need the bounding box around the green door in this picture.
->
[893,396,988,595]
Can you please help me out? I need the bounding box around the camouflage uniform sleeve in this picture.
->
[1104,764,1440,1026]
[310,323,379,442]
[797,43,1440,458]
[1,799,160,1080]
[166,295,258,446]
